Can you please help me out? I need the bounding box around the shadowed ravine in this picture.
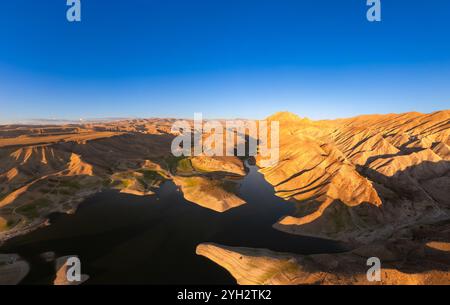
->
[0,162,345,284]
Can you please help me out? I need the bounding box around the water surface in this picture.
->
[1,163,344,284]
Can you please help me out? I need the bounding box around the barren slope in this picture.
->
[256,110,450,244]
[0,121,246,242]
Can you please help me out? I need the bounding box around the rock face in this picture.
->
[258,110,450,244]
[0,254,29,285]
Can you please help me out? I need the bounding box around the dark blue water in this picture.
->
[0,162,344,284]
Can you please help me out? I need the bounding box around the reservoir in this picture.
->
[0,162,344,284]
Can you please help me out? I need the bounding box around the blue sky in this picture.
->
[0,0,449,123]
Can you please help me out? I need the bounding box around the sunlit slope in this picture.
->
[257,110,450,243]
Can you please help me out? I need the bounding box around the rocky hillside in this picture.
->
[1,111,449,284]
[258,110,450,244]
[198,110,450,285]
[0,121,246,242]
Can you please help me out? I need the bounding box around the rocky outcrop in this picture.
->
[173,176,245,212]
[0,254,30,285]
[197,221,450,285]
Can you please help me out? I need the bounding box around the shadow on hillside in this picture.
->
[274,159,450,274]
[57,132,176,175]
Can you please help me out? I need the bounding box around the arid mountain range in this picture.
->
[0,110,449,284]
[202,110,450,285]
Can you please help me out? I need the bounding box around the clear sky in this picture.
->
[0,0,449,123]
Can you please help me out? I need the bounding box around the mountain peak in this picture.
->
[266,111,307,122]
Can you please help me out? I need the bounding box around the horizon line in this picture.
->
[2,109,449,126]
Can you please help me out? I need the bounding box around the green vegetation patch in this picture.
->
[60,179,82,189]
[119,179,132,188]
[114,172,135,180]
[176,158,194,174]
[190,159,223,173]
[6,218,20,229]
[163,156,195,174]
[0,217,8,232]
[165,155,183,169]
[138,169,166,186]
[16,198,52,219]
[190,162,210,173]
